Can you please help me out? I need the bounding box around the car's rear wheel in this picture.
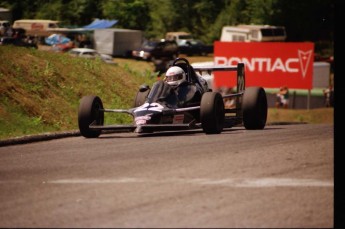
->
[242,87,267,129]
[78,95,104,138]
[200,92,225,134]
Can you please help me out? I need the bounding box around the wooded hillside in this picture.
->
[0,0,334,48]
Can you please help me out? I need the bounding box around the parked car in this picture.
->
[0,36,38,49]
[132,39,179,61]
[165,31,193,44]
[68,48,115,64]
[178,39,213,56]
[52,41,75,52]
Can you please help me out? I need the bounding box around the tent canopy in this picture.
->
[83,19,118,29]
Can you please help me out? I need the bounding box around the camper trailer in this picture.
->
[220,25,286,42]
[12,19,63,37]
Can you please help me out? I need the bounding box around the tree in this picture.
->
[0,0,334,49]
[101,0,150,30]
[145,0,177,38]
[244,0,278,24]
[271,0,334,42]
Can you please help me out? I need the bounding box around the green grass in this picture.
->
[0,46,157,140]
[0,47,333,140]
[267,107,333,124]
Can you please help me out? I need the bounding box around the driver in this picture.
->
[165,66,186,87]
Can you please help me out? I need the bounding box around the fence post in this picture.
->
[307,89,311,110]
[292,91,296,109]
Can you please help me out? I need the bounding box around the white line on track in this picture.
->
[43,177,333,188]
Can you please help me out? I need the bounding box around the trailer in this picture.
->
[220,25,286,42]
[12,19,63,37]
[93,28,143,57]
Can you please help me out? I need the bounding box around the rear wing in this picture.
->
[193,63,245,94]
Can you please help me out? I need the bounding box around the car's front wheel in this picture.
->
[78,95,104,138]
[200,92,225,134]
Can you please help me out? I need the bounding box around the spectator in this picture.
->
[217,86,235,108]
[4,25,13,37]
[0,21,10,36]
[78,34,92,48]
[275,86,289,108]
[323,85,334,107]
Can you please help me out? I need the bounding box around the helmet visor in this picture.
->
[166,73,183,82]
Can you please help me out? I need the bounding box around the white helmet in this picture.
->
[165,66,186,86]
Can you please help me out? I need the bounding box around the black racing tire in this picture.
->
[78,95,104,138]
[200,92,225,134]
[242,87,267,130]
[133,89,150,107]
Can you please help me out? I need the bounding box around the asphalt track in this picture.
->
[0,124,334,227]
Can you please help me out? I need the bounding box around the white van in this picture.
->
[165,31,193,45]
[12,19,62,37]
[220,25,286,42]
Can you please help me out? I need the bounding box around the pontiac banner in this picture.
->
[213,42,314,89]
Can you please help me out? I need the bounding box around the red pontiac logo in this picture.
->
[31,23,44,30]
[214,42,314,89]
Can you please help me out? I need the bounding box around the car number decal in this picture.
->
[134,102,164,113]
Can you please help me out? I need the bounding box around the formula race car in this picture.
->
[78,58,267,138]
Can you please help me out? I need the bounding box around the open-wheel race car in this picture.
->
[78,57,267,138]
